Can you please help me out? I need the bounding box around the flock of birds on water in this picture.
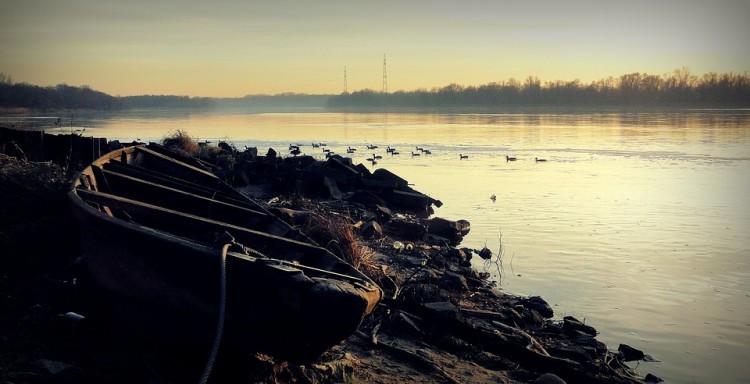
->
[287,142,548,165]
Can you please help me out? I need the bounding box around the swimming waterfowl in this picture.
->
[535,157,547,162]
[460,154,469,159]
[506,156,517,161]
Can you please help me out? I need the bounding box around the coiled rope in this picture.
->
[199,242,230,384]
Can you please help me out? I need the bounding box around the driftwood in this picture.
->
[491,320,550,356]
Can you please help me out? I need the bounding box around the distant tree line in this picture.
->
[0,80,121,110]
[328,68,750,109]
[0,74,214,110]
[3,68,749,111]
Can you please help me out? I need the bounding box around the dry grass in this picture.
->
[304,213,378,278]
[161,130,236,169]
[161,130,200,156]
[0,154,67,206]
[0,153,78,266]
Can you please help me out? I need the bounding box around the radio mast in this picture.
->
[382,54,388,93]
[343,66,348,93]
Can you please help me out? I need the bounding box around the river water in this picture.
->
[9,108,749,383]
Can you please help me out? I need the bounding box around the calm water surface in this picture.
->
[11,109,749,383]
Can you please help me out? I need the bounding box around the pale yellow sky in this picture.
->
[1,0,748,97]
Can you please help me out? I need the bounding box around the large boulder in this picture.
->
[427,217,471,245]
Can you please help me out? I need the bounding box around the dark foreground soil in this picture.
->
[0,152,659,384]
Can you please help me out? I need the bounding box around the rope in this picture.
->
[199,242,230,384]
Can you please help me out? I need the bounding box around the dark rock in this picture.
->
[402,255,427,267]
[412,268,439,281]
[562,316,597,337]
[384,219,426,241]
[575,335,607,355]
[422,301,459,315]
[218,141,234,153]
[358,211,378,223]
[509,371,540,382]
[427,217,456,237]
[548,344,592,362]
[346,191,387,208]
[447,247,471,264]
[325,154,355,170]
[645,373,664,383]
[323,176,343,200]
[522,296,554,319]
[427,217,470,245]
[242,146,258,159]
[400,284,452,303]
[456,219,470,236]
[442,271,469,292]
[435,334,472,354]
[266,147,277,159]
[359,220,383,239]
[477,246,492,260]
[475,271,490,280]
[534,373,567,384]
[353,162,371,176]
[284,155,316,167]
[618,343,645,361]
[374,205,392,221]
[371,168,409,189]
[524,309,546,326]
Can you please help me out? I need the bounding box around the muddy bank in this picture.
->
[0,129,661,383]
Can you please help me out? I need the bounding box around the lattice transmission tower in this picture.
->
[343,66,348,93]
[382,54,388,93]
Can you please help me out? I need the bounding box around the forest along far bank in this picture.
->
[1,67,749,112]
[1,126,662,383]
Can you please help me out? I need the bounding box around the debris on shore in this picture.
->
[0,127,659,383]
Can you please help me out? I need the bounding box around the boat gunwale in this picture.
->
[70,145,382,291]
[71,182,380,282]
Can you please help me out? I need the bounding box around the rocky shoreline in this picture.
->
[0,128,660,383]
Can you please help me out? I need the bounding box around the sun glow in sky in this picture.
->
[1,0,748,97]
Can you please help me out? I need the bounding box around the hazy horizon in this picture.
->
[2,0,748,98]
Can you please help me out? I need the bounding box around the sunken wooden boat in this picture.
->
[68,143,382,361]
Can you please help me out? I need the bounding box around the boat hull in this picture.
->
[69,144,382,361]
